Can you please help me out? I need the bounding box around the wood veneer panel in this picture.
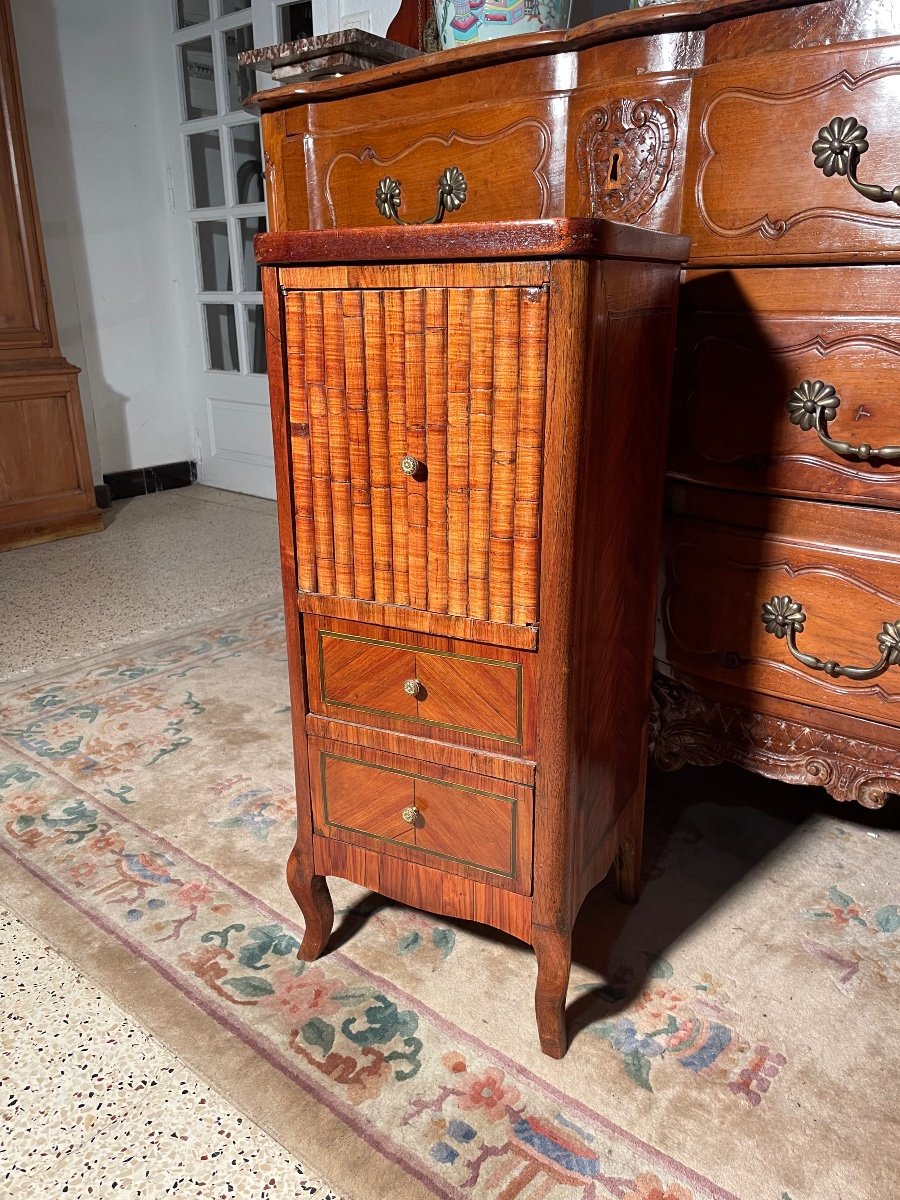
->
[307,617,528,749]
[0,368,99,534]
[313,834,533,943]
[0,4,100,550]
[304,713,536,785]
[308,735,533,892]
[0,0,54,358]
[284,272,550,633]
[262,221,689,267]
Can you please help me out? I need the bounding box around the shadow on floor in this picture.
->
[329,763,898,1045]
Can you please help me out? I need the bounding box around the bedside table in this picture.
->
[256,218,687,1056]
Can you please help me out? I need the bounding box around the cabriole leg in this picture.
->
[287,847,334,961]
[532,924,572,1058]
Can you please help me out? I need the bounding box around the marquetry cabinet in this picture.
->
[257,220,686,1056]
[0,0,101,551]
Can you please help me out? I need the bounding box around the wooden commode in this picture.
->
[256,220,686,1056]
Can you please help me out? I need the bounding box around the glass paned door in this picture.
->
[170,0,402,498]
[175,3,266,381]
[171,0,276,496]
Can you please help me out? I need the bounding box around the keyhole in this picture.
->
[606,150,622,191]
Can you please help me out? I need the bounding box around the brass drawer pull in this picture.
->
[400,454,422,477]
[375,166,468,226]
[401,805,420,825]
[812,117,900,207]
[761,595,900,681]
[403,678,423,698]
[787,380,900,463]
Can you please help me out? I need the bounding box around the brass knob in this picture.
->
[400,454,421,476]
[401,805,419,825]
[403,678,423,698]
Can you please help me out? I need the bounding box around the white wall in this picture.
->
[11,0,193,478]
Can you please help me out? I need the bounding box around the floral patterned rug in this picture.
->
[0,602,897,1200]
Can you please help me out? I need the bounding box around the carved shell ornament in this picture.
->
[787,379,839,431]
[575,97,677,223]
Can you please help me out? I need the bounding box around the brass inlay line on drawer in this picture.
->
[317,628,524,744]
[319,752,518,878]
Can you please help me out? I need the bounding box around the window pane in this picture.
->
[205,305,239,371]
[224,25,255,112]
[247,306,267,374]
[221,0,251,12]
[187,131,225,208]
[180,37,217,120]
[239,217,265,291]
[280,2,314,40]
[176,0,209,27]
[196,221,232,291]
[231,123,263,204]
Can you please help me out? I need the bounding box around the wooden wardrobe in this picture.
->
[0,0,101,552]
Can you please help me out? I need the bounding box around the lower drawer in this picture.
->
[308,736,533,892]
[304,616,533,754]
[659,489,900,725]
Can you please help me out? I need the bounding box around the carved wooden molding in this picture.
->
[680,331,900,483]
[695,64,900,241]
[661,539,900,706]
[576,97,677,223]
[650,675,898,809]
[321,120,552,227]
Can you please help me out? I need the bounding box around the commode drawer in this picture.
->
[670,267,900,509]
[305,617,529,749]
[660,488,900,725]
[308,737,533,892]
[684,41,900,264]
[269,73,558,232]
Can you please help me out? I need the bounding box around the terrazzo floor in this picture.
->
[0,486,282,680]
[0,912,340,1200]
[0,487,345,1200]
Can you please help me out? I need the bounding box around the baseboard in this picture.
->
[102,461,198,502]
[94,483,112,509]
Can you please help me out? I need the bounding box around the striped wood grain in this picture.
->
[285,284,549,629]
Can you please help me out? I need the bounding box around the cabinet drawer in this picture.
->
[670,267,900,509]
[284,267,549,635]
[660,491,900,725]
[278,103,554,231]
[308,738,533,890]
[685,42,900,264]
[306,619,526,746]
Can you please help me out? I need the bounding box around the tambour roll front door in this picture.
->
[282,271,549,635]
